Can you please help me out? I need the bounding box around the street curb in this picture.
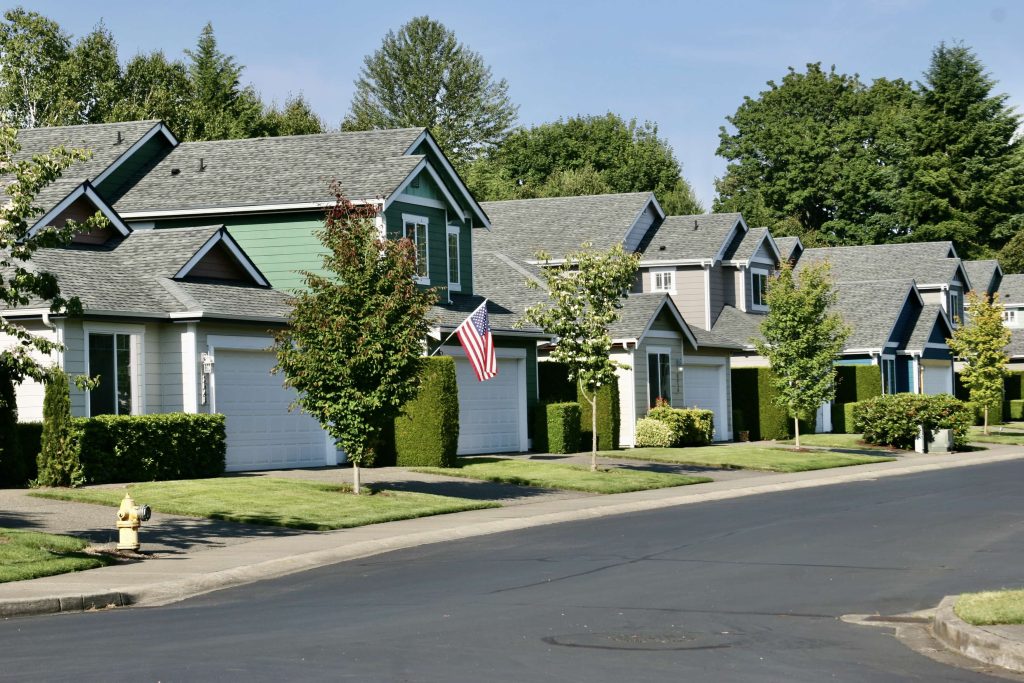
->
[4,449,1024,618]
[932,596,1024,673]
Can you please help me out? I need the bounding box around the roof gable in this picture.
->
[28,182,131,240]
[609,293,698,349]
[641,212,745,264]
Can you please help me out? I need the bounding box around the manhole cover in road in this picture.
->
[542,630,741,651]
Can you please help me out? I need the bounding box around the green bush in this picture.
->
[34,367,83,487]
[646,406,714,446]
[731,367,810,440]
[834,365,883,403]
[76,413,226,484]
[634,418,674,448]
[1005,371,1024,401]
[855,393,971,450]
[831,401,862,434]
[1005,399,1024,421]
[540,403,581,454]
[394,356,460,467]
[578,380,619,451]
[969,400,1004,427]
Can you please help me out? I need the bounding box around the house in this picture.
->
[963,259,1003,300]
[5,121,549,464]
[476,194,741,444]
[998,274,1024,369]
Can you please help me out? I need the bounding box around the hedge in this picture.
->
[833,365,883,404]
[634,418,674,448]
[537,402,582,454]
[646,406,714,446]
[1005,371,1024,401]
[539,362,619,451]
[955,372,1004,426]
[394,357,460,467]
[76,413,226,484]
[731,367,813,441]
[969,400,1003,427]
[854,393,971,450]
[1006,399,1024,421]
[831,401,861,435]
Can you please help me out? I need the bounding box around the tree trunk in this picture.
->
[984,405,989,436]
[794,416,801,450]
[352,462,361,495]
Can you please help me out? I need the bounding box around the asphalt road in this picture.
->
[4,459,1024,682]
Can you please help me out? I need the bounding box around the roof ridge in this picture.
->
[172,127,426,148]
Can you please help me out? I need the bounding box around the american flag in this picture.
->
[456,300,498,381]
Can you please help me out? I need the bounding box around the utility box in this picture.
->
[915,427,953,454]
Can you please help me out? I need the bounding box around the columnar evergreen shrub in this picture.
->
[34,367,83,487]
[731,367,809,440]
[834,365,883,403]
[578,380,619,451]
[542,402,581,454]
[830,401,862,434]
[646,406,715,446]
[1004,371,1024,401]
[854,393,971,450]
[0,367,24,487]
[634,418,674,448]
[1005,399,1024,421]
[394,356,460,467]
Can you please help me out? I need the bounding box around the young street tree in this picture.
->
[274,190,436,494]
[947,291,1011,434]
[343,16,517,169]
[522,243,639,471]
[755,261,849,449]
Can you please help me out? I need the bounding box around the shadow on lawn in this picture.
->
[374,478,562,500]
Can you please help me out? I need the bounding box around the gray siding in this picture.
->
[635,336,685,414]
[623,204,658,253]
[670,267,706,330]
[708,264,725,326]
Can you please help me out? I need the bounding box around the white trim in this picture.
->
[703,264,712,329]
[638,258,713,267]
[118,197,381,220]
[446,224,461,293]
[439,344,527,359]
[403,129,491,229]
[83,322,146,417]
[28,183,131,238]
[646,345,674,408]
[750,267,769,311]
[93,122,178,187]
[650,268,676,295]
[397,193,447,211]
[739,264,748,311]
[181,322,198,413]
[173,228,270,287]
[634,296,699,350]
[386,160,466,222]
[402,213,431,285]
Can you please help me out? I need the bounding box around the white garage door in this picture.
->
[922,361,953,395]
[214,349,330,471]
[454,357,525,454]
[683,363,728,441]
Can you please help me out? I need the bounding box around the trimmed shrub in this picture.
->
[34,367,83,487]
[1005,371,1024,401]
[541,403,581,454]
[969,400,1004,427]
[1005,399,1024,421]
[634,418,674,448]
[647,406,714,446]
[394,356,460,467]
[855,393,972,450]
[578,380,619,451]
[831,401,862,435]
[834,365,883,404]
[731,367,808,441]
[77,413,226,484]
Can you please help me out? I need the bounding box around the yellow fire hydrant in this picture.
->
[116,492,151,551]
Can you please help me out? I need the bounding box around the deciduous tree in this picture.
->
[947,291,1011,434]
[755,262,849,448]
[274,190,436,494]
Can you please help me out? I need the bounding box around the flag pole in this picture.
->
[429,299,488,357]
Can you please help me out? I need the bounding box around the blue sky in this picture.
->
[25,0,1024,208]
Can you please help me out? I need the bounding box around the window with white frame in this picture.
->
[446,224,461,292]
[86,327,142,416]
[751,268,769,309]
[403,214,429,283]
[881,357,897,395]
[1003,309,1017,325]
[949,290,962,323]
[651,269,675,294]
[647,350,672,408]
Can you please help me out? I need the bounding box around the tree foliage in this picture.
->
[755,261,849,448]
[343,16,517,168]
[274,190,436,494]
[521,243,639,470]
[34,366,83,487]
[946,291,1011,434]
[469,113,702,214]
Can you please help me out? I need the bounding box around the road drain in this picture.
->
[542,631,740,651]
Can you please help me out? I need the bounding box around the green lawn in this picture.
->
[413,458,711,494]
[31,478,497,531]
[969,424,1024,445]
[0,528,114,583]
[956,589,1024,625]
[606,445,896,472]
[776,433,896,452]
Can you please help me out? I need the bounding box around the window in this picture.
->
[949,290,962,324]
[446,225,461,292]
[881,357,897,395]
[87,331,139,416]
[1003,309,1017,325]
[651,269,675,294]
[648,351,672,408]
[751,269,769,309]
[403,214,429,283]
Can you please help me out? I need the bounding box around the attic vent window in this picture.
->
[170,168,181,176]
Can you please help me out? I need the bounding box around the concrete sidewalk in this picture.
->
[933,596,1024,674]
[2,446,1023,619]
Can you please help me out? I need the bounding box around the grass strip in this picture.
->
[956,589,1024,625]
[605,445,895,472]
[0,528,114,583]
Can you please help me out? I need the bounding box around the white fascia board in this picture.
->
[384,158,466,223]
[429,325,552,340]
[843,347,884,355]
[92,122,179,187]
[118,198,380,220]
[638,258,712,267]
[634,296,699,350]
[27,182,131,238]
[173,228,270,287]
[404,129,491,229]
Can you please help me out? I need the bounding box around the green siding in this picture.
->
[402,170,443,201]
[384,200,462,299]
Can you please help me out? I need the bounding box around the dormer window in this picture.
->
[751,268,769,310]
[403,214,429,284]
[949,290,962,323]
[651,269,675,294]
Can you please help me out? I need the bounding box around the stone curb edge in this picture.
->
[932,595,1024,673]
[4,449,1024,619]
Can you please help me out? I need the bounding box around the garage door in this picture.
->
[922,361,953,395]
[455,357,524,454]
[214,349,330,471]
[683,364,727,441]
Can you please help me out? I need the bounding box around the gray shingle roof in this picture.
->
[8,120,161,208]
[607,293,680,341]
[643,213,742,262]
[722,226,774,263]
[690,326,745,350]
[963,260,1000,296]
[904,304,948,351]
[798,242,964,287]
[476,193,655,263]
[113,128,426,214]
[834,280,916,350]
[1007,329,1024,359]
[710,306,765,351]
[3,226,292,322]
[999,274,1024,304]
[773,236,803,262]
